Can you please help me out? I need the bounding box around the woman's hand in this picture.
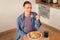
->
[36,15,40,20]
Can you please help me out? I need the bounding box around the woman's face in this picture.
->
[23,4,32,14]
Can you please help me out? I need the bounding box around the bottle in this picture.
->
[53,0,58,4]
[44,31,49,38]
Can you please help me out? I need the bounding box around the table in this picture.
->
[20,31,60,40]
[20,32,49,40]
[20,37,49,40]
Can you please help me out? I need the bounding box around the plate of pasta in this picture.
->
[27,31,42,40]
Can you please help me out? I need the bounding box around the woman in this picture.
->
[16,1,41,40]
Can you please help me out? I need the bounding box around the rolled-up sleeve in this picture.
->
[32,12,41,30]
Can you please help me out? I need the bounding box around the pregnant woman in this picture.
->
[16,1,41,40]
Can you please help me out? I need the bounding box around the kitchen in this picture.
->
[36,0,60,30]
[0,0,60,40]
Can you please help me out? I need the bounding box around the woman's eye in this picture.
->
[26,7,32,9]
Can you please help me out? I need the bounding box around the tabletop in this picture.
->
[20,31,49,40]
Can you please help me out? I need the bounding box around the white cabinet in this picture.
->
[49,8,60,29]
[37,4,60,30]
[35,0,60,30]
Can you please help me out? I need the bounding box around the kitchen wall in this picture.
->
[0,0,18,32]
[0,0,38,32]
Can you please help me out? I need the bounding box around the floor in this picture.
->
[0,29,17,40]
[0,23,60,40]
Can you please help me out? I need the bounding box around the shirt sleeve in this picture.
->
[32,12,41,31]
[34,20,41,31]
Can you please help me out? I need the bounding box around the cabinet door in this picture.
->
[49,8,60,29]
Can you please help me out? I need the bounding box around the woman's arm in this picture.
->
[34,19,41,30]
[33,12,41,31]
[16,17,26,40]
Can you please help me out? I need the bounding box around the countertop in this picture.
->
[38,2,60,9]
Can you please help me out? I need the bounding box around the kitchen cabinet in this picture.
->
[37,4,60,30]
[36,0,41,4]
[36,0,60,4]
[49,8,60,29]
[35,0,60,29]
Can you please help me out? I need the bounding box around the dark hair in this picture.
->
[23,1,31,7]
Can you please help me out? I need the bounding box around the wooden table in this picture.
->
[20,32,49,40]
[20,31,60,40]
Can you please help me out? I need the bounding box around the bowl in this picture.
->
[27,31,42,40]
